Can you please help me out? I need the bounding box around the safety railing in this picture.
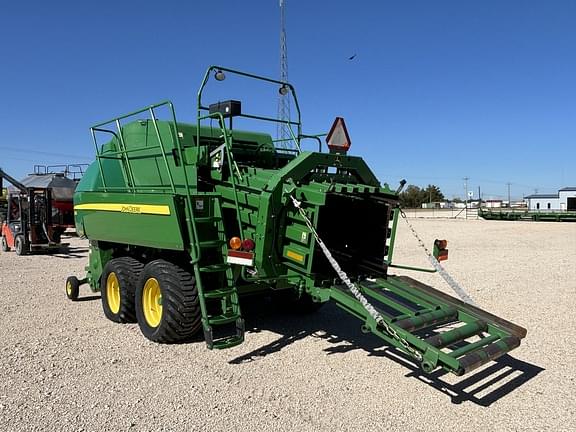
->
[90,101,181,194]
[90,101,206,263]
[198,111,245,240]
[196,65,303,153]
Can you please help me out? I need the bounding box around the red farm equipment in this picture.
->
[0,168,77,255]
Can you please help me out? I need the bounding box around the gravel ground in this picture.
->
[0,219,575,431]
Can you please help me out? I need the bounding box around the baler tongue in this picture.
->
[330,276,526,376]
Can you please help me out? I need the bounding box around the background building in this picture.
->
[524,187,576,211]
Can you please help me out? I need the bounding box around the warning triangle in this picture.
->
[326,117,351,152]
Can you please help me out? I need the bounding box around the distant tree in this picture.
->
[424,184,445,203]
[400,184,445,208]
[400,185,422,208]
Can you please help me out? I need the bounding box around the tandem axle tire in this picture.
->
[101,257,144,323]
[135,259,202,343]
[66,276,80,301]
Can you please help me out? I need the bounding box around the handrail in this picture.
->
[198,111,245,239]
[298,134,326,152]
[196,65,302,152]
[285,124,302,153]
[90,101,179,196]
[114,118,137,191]
[149,107,177,195]
[92,100,174,128]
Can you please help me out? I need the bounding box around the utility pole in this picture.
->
[478,186,481,206]
[277,0,290,148]
[507,182,511,208]
[463,177,469,219]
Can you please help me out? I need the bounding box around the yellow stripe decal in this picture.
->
[286,250,305,263]
[74,203,171,215]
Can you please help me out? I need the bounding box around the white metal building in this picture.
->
[524,187,576,211]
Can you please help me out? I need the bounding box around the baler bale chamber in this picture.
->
[67,66,526,377]
[313,191,392,279]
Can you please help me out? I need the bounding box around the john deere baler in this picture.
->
[67,66,526,376]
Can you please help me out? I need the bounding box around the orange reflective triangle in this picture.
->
[326,117,351,151]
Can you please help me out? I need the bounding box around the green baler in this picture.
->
[67,66,526,376]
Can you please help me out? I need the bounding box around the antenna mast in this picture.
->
[277,0,291,148]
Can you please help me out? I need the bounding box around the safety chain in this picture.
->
[290,196,423,362]
[398,208,476,306]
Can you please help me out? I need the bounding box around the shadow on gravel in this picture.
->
[29,246,89,259]
[76,295,101,302]
[230,299,544,407]
[51,247,89,259]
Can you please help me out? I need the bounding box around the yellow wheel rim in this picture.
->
[106,272,121,314]
[66,281,72,296]
[142,277,162,328]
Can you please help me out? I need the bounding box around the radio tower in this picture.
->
[277,0,291,148]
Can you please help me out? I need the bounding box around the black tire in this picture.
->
[66,276,80,301]
[100,257,144,323]
[135,259,201,343]
[272,289,325,314]
[52,230,62,244]
[15,235,27,256]
[1,236,9,252]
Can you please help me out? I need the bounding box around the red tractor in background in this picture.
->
[0,167,78,255]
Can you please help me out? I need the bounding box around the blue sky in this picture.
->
[1,0,574,199]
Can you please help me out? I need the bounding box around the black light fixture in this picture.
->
[214,70,226,81]
[279,84,289,95]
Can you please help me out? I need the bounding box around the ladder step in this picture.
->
[203,288,236,299]
[195,216,221,223]
[204,318,245,349]
[212,335,244,350]
[208,314,241,325]
[199,263,230,273]
[198,239,225,248]
[455,336,520,376]
[394,307,458,332]
[425,320,487,348]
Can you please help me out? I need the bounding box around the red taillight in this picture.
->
[433,239,449,262]
[242,238,255,251]
[435,239,448,250]
[437,250,449,261]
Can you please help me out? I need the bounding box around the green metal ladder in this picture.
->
[189,193,244,349]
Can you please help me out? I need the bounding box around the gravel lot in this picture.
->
[0,219,575,431]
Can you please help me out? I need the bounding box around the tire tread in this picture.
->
[136,260,201,343]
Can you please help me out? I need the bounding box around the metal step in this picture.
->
[203,288,236,299]
[208,313,241,325]
[195,216,221,223]
[212,335,244,350]
[204,318,245,349]
[199,263,230,273]
[198,239,225,248]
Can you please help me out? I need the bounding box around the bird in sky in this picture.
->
[348,54,357,60]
